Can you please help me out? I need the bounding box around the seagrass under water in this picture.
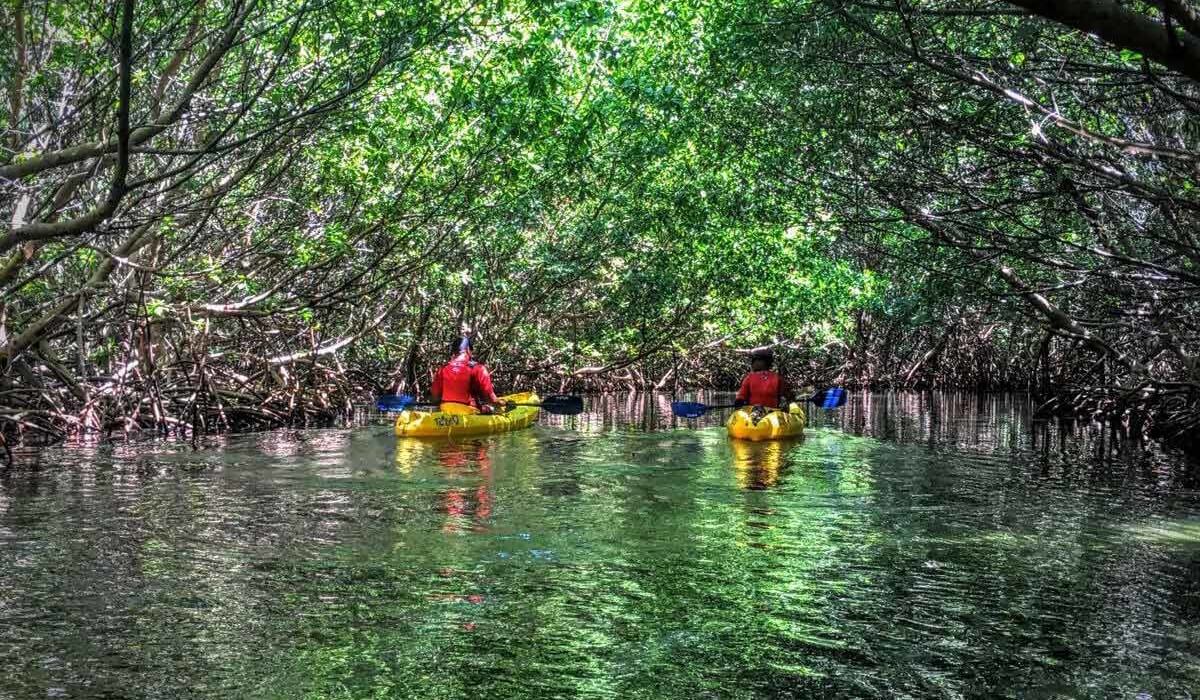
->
[0,392,1197,698]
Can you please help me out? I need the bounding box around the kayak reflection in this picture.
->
[436,440,493,534]
[729,438,798,490]
[394,438,495,533]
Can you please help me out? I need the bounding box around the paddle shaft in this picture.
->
[671,388,847,418]
[378,396,582,415]
[386,400,523,410]
[710,395,828,411]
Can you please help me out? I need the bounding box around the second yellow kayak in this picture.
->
[726,403,806,441]
[395,391,540,438]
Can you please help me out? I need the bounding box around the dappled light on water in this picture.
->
[0,392,1197,698]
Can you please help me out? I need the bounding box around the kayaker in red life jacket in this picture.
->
[431,336,505,414]
[733,349,796,409]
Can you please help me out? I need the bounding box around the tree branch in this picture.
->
[5,0,27,153]
[0,0,138,255]
[1007,0,1200,83]
[0,0,255,183]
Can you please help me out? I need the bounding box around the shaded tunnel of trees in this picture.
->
[1,0,1198,451]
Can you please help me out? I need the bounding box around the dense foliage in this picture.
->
[2,0,1197,447]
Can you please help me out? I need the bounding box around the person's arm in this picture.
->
[733,375,750,407]
[473,364,500,404]
[779,374,796,405]
[430,367,443,402]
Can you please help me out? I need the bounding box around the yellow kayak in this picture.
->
[726,403,806,441]
[394,391,540,438]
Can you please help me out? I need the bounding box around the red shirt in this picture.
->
[735,370,789,408]
[432,353,498,406]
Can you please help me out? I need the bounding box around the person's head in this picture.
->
[750,349,774,371]
[450,336,473,357]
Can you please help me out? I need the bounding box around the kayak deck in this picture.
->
[395,391,540,438]
[726,403,806,441]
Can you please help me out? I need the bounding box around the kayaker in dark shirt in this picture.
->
[733,349,796,409]
[431,336,504,413]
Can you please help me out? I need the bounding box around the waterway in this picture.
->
[1,393,1197,698]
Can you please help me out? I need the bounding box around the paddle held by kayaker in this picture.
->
[430,336,505,414]
[733,349,796,410]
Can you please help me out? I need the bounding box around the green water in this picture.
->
[1,393,1198,699]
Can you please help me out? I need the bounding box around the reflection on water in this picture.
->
[1,392,1198,698]
[540,392,687,433]
[396,439,497,534]
[729,438,796,490]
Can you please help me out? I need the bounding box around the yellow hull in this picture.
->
[726,403,806,441]
[394,392,540,438]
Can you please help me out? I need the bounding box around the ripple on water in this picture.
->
[1,394,1198,698]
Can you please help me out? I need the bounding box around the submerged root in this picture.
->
[0,360,364,446]
[1035,384,1200,457]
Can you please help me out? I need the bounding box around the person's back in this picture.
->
[431,337,500,412]
[734,349,794,409]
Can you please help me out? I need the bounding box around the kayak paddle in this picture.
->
[376,394,422,412]
[671,387,848,419]
[524,394,585,415]
[375,393,584,416]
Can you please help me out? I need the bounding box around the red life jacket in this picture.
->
[432,353,497,406]
[736,370,785,408]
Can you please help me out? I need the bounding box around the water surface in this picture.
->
[1,393,1198,698]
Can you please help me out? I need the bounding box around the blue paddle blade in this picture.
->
[671,401,708,418]
[815,388,847,409]
[376,394,415,412]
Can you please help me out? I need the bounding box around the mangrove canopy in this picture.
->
[2,0,1198,448]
